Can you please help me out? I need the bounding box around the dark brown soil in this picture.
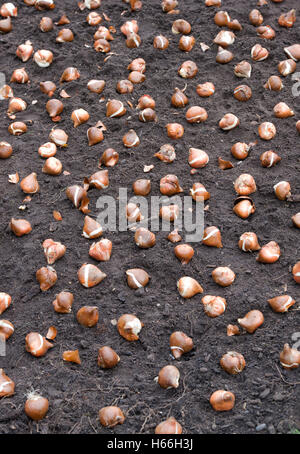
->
[0,0,299,435]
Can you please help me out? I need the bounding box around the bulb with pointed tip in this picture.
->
[202,295,227,317]
[280,344,300,369]
[169,331,193,359]
[52,291,73,313]
[177,276,203,298]
[0,369,15,397]
[25,332,53,357]
[99,406,125,427]
[238,310,264,333]
[77,263,106,288]
[157,365,180,389]
[268,295,295,313]
[212,267,235,287]
[36,266,57,291]
[98,347,120,369]
[202,226,222,248]
[210,390,235,411]
[155,416,182,434]
[117,314,143,341]
[76,306,99,327]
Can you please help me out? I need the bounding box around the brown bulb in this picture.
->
[0,17,12,33]
[233,196,255,219]
[87,127,104,146]
[139,108,157,122]
[153,35,169,50]
[42,157,62,175]
[98,347,120,369]
[128,70,145,84]
[178,60,198,79]
[39,16,53,32]
[99,406,125,428]
[25,332,53,357]
[137,94,155,109]
[38,142,57,158]
[160,204,179,222]
[251,44,269,61]
[293,262,300,284]
[292,213,300,229]
[160,174,183,195]
[0,320,14,340]
[188,148,209,168]
[258,122,276,140]
[0,293,12,315]
[233,85,252,102]
[60,67,80,83]
[174,244,194,265]
[196,82,215,97]
[202,295,226,318]
[25,394,49,421]
[210,390,235,411]
[42,239,66,264]
[157,365,180,389]
[0,141,12,159]
[172,19,191,34]
[219,113,239,130]
[234,174,256,196]
[278,9,296,28]
[71,108,89,127]
[220,352,246,375]
[155,144,176,163]
[87,11,102,26]
[179,35,195,52]
[264,76,283,91]
[166,123,184,139]
[134,227,156,248]
[94,26,113,41]
[274,102,294,119]
[190,183,210,202]
[116,79,133,94]
[94,38,110,53]
[36,266,57,291]
[127,57,145,73]
[89,239,112,261]
[155,417,182,434]
[274,181,291,201]
[8,97,27,113]
[35,0,55,10]
[133,179,151,196]
[216,47,234,64]
[227,325,240,336]
[177,276,203,298]
[238,232,260,252]
[278,59,296,76]
[234,60,252,78]
[231,142,249,160]
[162,0,178,12]
[53,291,73,313]
[260,150,281,168]
[214,30,235,48]
[56,28,74,43]
[34,49,53,67]
[88,170,109,190]
[169,332,193,359]
[87,79,105,93]
[126,33,141,48]
[49,128,68,147]
[8,121,27,135]
[10,218,32,236]
[202,226,222,248]
[238,310,264,333]
[257,25,275,40]
[126,269,150,289]
[280,344,300,369]
[82,216,103,239]
[257,241,280,263]
[77,264,106,288]
[214,11,230,26]
[10,68,29,84]
[212,267,235,287]
[249,9,263,26]
[117,314,143,341]
[76,306,99,327]
[20,173,39,194]
[121,20,139,36]
[46,99,64,121]
[186,106,208,123]
[40,81,56,97]
[268,295,295,313]
[16,42,33,62]
[0,369,14,397]
[123,129,140,147]
[99,148,119,167]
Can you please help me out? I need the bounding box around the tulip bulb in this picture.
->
[155,417,182,434]
[122,129,140,147]
[128,57,145,73]
[174,244,194,265]
[196,82,215,97]
[77,263,106,288]
[257,241,280,263]
[98,346,120,369]
[71,108,89,127]
[82,216,103,239]
[280,344,300,369]
[168,229,182,243]
[157,365,180,389]
[89,239,112,261]
[212,267,235,287]
[258,122,276,140]
[16,43,33,62]
[166,123,184,139]
[234,60,252,78]
[268,295,295,313]
[160,174,182,196]
[87,79,105,93]
[134,228,156,248]
[76,306,99,327]
[238,310,264,333]
[233,196,255,219]
[202,226,222,248]
[160,205,179,222]
[0,141,13,159]
[38,142,57,158]
[99,148,119,167]
[171,88,188,108]
[227,325,240,336]
[188,148,209,168]
[10,218,32,236]
[177,276,203,298]
[219,113,239,130]
[220,351,246,375]
[210,390,235,411]
[178,60,198,79]
[42,157,62,175]
[274,102,294,119]
[25,332,53,357]
[284,44,300,61]
[0,293,11,315]
[10,68,29,84]
[25,394,49,421]
[292,262,300,284]
[43,239,66,264]
[126,268,150,289]
[133,179,151,196]
[238,232,260,252]
[0,320,14,340]
[53,291,73,313]
[117,314,143,341]
[278,59,296,77]
[202,295,226,318]
[60,67,80,83]
[292,213,300,229]
[40,81,56,97]
[49,128,68,147]
[169,331,193,359]
[260,150,281,168]
[88,170,109,190]
[36,266,57,291]
[274,181,291,201]
[34,49,53,67]
[0,369,15,397]
[190,183,210,202]
[99,406,125,428]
